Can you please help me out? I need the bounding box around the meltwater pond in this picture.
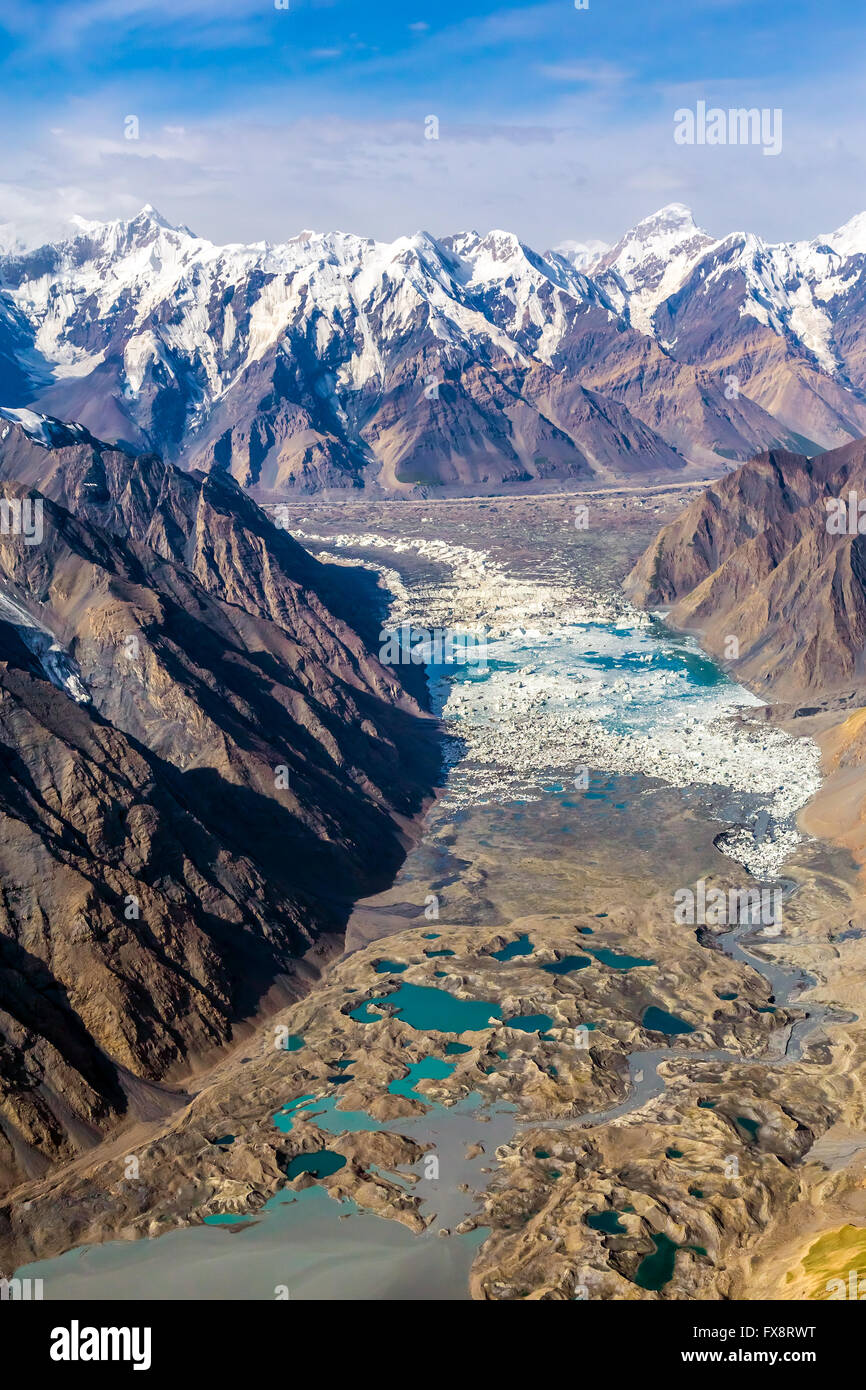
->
[350,982,501,1031]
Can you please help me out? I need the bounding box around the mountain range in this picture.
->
[4,203,866,496]
[0,413,438,1193]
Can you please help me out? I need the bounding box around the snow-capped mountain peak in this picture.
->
[824,210,866,260]
[604,203,708,263]
[595,203,716,334]
[445,228,549,283]
[4,202,866,495]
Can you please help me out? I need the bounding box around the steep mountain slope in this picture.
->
[0,406,398,668]
[0,421,439,1192]
[8,203,866,496]
[625,439,866,700]
[649,236,866,457]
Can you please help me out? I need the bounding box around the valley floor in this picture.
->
[6,488,866,1301]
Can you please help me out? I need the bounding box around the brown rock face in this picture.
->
[0,421,439,1193]
[624,439,866,701]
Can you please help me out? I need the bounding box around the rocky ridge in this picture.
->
[625,438,866,702]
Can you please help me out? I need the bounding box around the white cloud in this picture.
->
[538,62,630,85]
[3,57,866,253]
[5,0,273,56]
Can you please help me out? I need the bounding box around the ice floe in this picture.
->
[296,527,821,879]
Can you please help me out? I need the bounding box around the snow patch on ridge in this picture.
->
[0,405,89,448]
[0,588,90,704]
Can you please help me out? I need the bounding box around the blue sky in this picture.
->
[1,0,865,248]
